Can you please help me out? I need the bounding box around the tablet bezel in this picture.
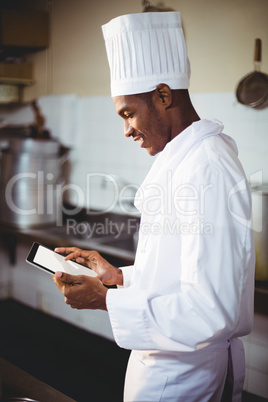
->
[26,242,55,275]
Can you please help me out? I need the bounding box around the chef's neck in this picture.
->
[169,89,200,139]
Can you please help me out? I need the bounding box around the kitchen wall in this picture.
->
[1,91,268,197]
[22,0,268,100]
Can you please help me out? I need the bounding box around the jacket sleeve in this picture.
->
[107,162,255,351]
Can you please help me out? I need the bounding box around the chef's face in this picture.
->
[113,91,171,156]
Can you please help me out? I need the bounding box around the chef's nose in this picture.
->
[124,120,134,138]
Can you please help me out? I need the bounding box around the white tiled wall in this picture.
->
[65,96,153,212]
[190,93,268,186]
[242,314,268,399]
[1,92,268,213]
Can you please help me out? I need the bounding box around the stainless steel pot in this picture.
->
[252,185,268,282]
[0,138,70,228]
[6,137,61,154]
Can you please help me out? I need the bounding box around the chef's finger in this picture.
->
[64,249,92,261]
[76,257,85,264]
[54,247,80,255]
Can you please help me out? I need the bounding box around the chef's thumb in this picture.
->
[55,271,73,283]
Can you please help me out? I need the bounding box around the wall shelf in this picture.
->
[0,77,35,86]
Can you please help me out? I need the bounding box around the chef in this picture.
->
[53,11,255,402]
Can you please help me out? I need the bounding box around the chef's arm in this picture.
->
[106,256,252,351]
[106,170,255,351]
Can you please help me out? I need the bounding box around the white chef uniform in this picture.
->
[106,119,255,401]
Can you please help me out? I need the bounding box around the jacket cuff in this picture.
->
[106,287,151,350]
[118,265,134,288]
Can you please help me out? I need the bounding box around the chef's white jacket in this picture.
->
[106,119,255,400]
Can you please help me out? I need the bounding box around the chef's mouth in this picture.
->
[133,133,145,147]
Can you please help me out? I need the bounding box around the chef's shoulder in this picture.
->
[176,134,246,187]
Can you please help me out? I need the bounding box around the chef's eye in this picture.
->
[124,112,133,119]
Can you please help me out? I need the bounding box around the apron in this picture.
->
[221,339,246,402]
[123,339,245,402]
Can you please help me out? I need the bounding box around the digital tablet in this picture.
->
[26,242,97,277]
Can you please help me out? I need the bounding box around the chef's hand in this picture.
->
[53,272,108,310]
[54,247,123,286]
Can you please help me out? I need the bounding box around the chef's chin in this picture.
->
[146,144,165,156]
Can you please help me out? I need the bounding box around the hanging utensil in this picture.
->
[236,39,268,109]
[141,0,174,12]
[30,99,51,139]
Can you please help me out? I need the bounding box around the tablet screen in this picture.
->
[34,245,68,273]
[27,243,97,277]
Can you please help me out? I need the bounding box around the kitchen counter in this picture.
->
[0,358,75,402]
[0,211,139,342]
[0,211,139,266]
[15,226,135,263]
[0,300,130,401]
[0,211,267,316]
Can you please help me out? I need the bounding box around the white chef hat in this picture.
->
[102,11,190,97]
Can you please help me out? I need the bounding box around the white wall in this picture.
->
[23,0,268,100]
[242,315,268,399]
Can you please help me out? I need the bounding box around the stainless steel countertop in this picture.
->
[23,226,136,263]
[0,215,138,265]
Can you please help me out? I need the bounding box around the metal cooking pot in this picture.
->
[251,185,268,283]
[0,137,70,228]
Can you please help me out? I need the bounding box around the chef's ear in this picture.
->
[154,84,172,108]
